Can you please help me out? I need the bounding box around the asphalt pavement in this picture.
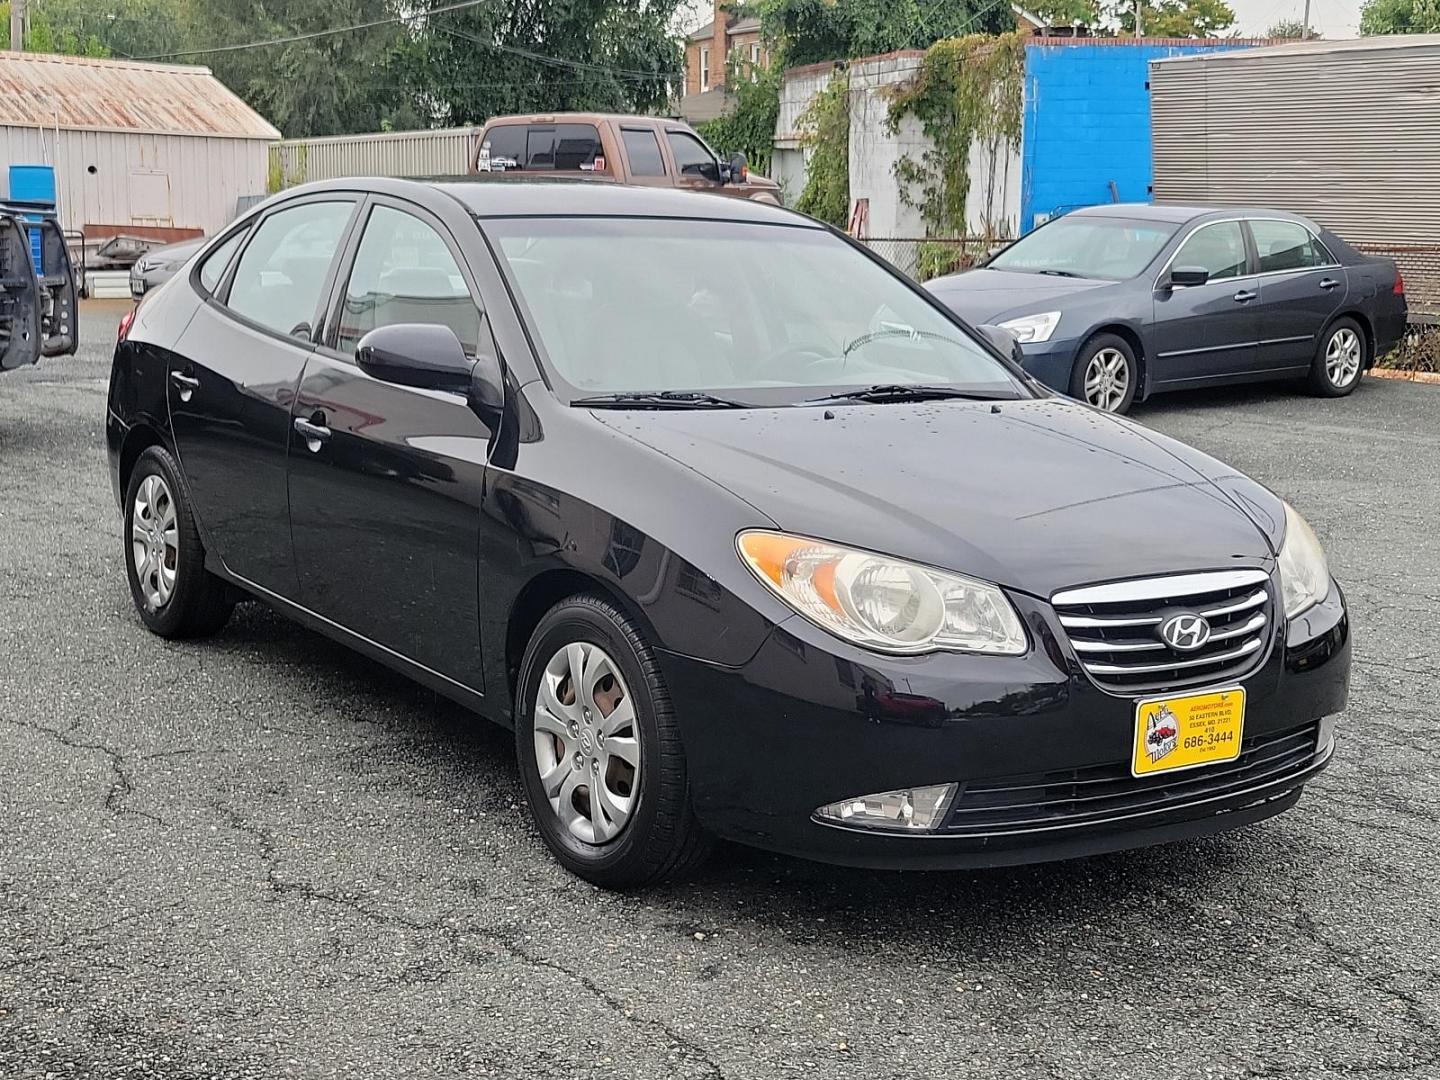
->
[2,302,1437,1079]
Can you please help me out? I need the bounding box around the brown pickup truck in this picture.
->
[469,113,781,204]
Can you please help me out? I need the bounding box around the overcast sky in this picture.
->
[1228,0,1361,37]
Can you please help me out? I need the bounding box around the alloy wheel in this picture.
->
[533,642,642,845]
[131,474,178,611]
[1325,327,1362,388]
[1083,348,1130,411]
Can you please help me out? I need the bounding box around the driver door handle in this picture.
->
[294,416,331,449]
[1232,289,1257,303]
[169,371,199,401]
[1319,277,1340,291]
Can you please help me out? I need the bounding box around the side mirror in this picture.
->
[1168,265,1210,288]
[725,152,748,184]
[356,324,473,393]
[976,323,1024,366]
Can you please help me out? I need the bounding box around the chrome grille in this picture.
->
[1052,569,1274,693]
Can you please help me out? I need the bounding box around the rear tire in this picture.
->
[515,594,713,888]
[123,446,234,639]
[1308,317,1365,397]
[1070,333,1138,414]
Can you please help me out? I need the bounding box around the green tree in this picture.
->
[757,0,1013,67]
[1107,0,1236,35]
[695,56,783,174]
[1030,0,1102,28]
[1360,0,1440,33]
[1265,17,1317,37]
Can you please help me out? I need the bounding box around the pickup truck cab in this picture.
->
[470,113,781,204]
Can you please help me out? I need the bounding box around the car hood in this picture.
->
[593,398,1275,599]
[925,267,1117,325]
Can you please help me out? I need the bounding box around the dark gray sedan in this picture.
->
[926,205,1408,413]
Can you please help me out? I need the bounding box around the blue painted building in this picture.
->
[1019,39,1264,234]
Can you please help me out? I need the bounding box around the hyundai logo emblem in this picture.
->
[1159,613,1211,652]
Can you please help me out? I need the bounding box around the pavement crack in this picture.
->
[0,715,164,826]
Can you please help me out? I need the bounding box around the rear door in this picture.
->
[168,195,359,596]
[617,124,671,188]
[0,213,41,371]
[1149,220,1259,386]
[1246,218,1346,371]
[286,196,497,688]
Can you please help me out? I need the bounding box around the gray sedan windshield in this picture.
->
[989,216,1179,281]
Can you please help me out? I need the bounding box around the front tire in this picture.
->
[123,446,234,639]
[515,594,712,888]
[1070,333,1138,414]
[1308,317,1365,397]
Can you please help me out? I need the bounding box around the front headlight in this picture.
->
[997,310,1061,344]
[1278,502,1330,619]
[738,531,1027,655]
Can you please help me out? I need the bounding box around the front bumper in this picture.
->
[659,582,1349,869]
[1015,336,1081,394]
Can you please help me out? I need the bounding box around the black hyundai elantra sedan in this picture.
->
[107,179,1349,887]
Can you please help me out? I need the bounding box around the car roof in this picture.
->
[481,113,677,127]
[1068,203,1323,229]
[271,176,819,227]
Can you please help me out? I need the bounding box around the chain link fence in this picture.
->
[860,237,1003,282]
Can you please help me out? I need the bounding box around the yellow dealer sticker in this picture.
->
[1132,687,1246,778]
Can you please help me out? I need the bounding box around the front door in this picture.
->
[168,196,358,596]
[287,198,496,688]
[664,127,725,194]
[1150,220,1259,388]
[1247,218,1347,371]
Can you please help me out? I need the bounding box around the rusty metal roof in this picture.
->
[0,51,280,140]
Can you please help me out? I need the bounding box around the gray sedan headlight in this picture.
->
[1278,502,1330,619]
[738,531,1027,655]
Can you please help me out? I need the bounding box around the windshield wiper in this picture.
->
[1036,269,1083,278]
[572,390,748,409]
[801,384,1020,405]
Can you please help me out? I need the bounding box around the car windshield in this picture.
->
[483,217,1028,406]
[988,216,1179,281]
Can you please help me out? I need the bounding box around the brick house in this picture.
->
[678,1,769,122]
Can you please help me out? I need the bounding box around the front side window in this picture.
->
[621,129,666,177]
[666,131,717,177]
[486,217,1027,407]
[197,229,247,294]
[226,200,354,338]
[336,205,482,356]
[988,216,1178,281]
[1251,219,1330,273]
[1172,221,1248,282]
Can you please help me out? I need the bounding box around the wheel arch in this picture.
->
[1078,323,1148,399]
[1326,309,1375,368]
[118,420,170,498]
[504,567,661,703]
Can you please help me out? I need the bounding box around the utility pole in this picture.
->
[1136,0,1144,38]
[1301,0,1312,38]
[10,0,25,51]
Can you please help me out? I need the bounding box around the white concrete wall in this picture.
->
[774,55,1021,238]
[0,127,269,236]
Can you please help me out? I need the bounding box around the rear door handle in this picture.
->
[169,371,199,401]
[1232,290,1257,303]
[1319,277,1340,291]
[293,415,331,450]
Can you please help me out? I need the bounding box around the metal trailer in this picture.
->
[1149,36,1440,321]
[269,127,481,188]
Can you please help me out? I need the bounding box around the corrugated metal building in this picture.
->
[1150,35,1440,316]
[270,127,480,187]
[0,50,278,243]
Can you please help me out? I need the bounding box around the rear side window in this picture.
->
[336,205,483,356]
[225,200,354,338]
[621,128,666,176]
[479,123,604,171]
[1251,219,1330,273]
[197,230,247,294]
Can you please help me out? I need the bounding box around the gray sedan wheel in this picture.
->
[1309,318,1366,397]
[1070,333,1138,414]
